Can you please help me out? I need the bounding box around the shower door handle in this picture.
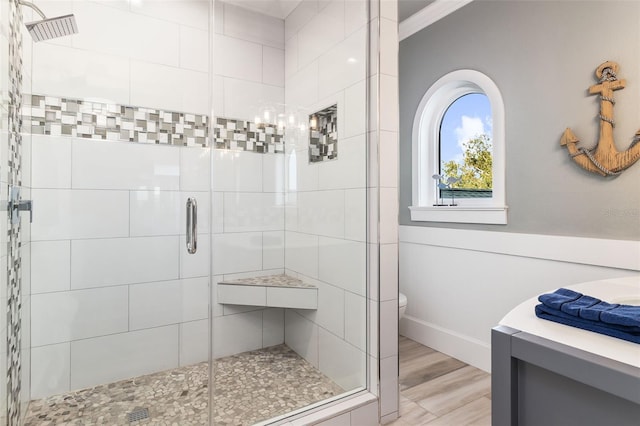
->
[186,197,197,254]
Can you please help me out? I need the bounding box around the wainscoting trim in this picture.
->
[399,226,640,271]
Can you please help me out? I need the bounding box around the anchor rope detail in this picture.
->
[569,133,640,177]
[560,61,640,176]
[599,67,617,82]
[570,147,621,176]
[599,113,615,127]
[600,95,615,105]
[598,66,617,127]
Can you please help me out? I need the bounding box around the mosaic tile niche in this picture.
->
[309,104,337,163]
[22,95,210,146]
[213,117,285,153]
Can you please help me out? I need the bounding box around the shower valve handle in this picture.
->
[7,186,33,225]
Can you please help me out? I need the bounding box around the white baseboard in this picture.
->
[399,315,491,373]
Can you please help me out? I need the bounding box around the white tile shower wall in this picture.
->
[28,9,212,399]
[180,25,209,73]
[215,0,285,124]
[72,140,181,190]
[210,2,290,361]
[131,0,209,31]
[180,234,212,278]
[318,328,367,391]
[30,188,130,241]
[212,232,264,275]
[70,237,178,288]
[30,240,70,294]
[212,310,264,358]
[30,343,70,400]
[31,0,210,114]
[285,309,319,368]
[283,0,369,395]
[128,278,209,330]
[344,292,367,352]
[296,277,345,338]
[318,237,367,297]
[179,319,209,367]
[220,2,284,49]
[70,325,180,391]
[31,286,129,347]
[263,230,285,269]
[30,135,71,188]
[216,35,263,82]
[29,137,211,399]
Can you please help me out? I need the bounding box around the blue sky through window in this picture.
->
[439,93,492,168]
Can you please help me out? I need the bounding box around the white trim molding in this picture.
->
[399,0,474,41]
[400,315,491,372]
[399,225,640,271]
[410,69,506,224]
[409,205,507,224]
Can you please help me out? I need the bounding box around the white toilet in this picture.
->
[399,292,407,319]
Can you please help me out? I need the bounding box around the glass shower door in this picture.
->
[210,0,370,424]
[11,0,213,424]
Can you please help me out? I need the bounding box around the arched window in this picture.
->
[410,70,507,224]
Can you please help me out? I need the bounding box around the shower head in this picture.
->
[19,0,78,42]
[25,14,78,42]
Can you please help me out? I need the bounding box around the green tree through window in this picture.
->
[442,134,492,189]
[439,93,492,198]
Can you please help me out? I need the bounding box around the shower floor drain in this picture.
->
[127,408,150,422]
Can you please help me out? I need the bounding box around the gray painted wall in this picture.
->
[399,0,640,240]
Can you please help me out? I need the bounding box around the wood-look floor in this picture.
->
[389,336,492,426]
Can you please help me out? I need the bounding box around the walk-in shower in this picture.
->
[18,0,78,42]
[1,0,375,424]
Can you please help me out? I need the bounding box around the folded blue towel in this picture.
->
[601,305,640,328]
[538,288,581,310]
[560,294,600,317]
[535,288,640,344]
[577,300,619,322]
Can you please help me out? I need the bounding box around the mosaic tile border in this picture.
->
[22,95,210,147]
[213,117,285,153]
[7,1,24,425]
[309,104,337,163]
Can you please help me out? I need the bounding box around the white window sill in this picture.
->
[409,205,508,224]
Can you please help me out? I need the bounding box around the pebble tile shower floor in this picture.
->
[24,345,344,425]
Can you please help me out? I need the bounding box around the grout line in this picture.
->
[67,238,72,292]
[68,340,72,395]
[177,317,182,367]
[127,284,131,332]
[128,190,132,238]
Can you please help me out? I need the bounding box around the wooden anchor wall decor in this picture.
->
[560,61,640,176]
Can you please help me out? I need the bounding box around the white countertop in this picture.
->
[500,276,640,368]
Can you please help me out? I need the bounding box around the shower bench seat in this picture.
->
[217,274,317,310]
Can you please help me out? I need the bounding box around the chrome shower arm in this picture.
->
[18,0,78,42]
[18,0,47,20]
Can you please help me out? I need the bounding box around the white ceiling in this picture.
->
[223,0,303,19]
[223,0,437,22]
